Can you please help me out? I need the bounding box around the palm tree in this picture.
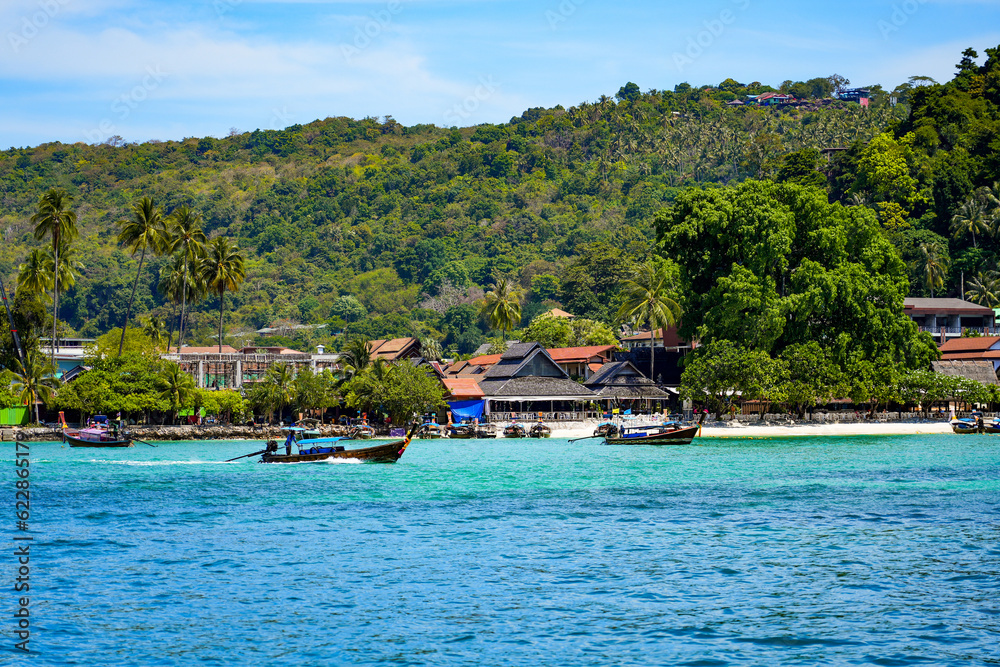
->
[341,337,372,378]
[479,277,523,340]
[165,206,207,352]
[12,349,58,424]
[263,362,296,423]
[143,315,166,351]
[31,189,78,366]
[116,197,167,356]
[951,198,989,248]
[914,243,949,298]
[965,271,1000,308]
[16,249,53,303]
[420,337,443,362]
[154,363,196,424]
[199,237,246,353]
[615,260,682,383]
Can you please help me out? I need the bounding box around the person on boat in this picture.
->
[284,430,296,456]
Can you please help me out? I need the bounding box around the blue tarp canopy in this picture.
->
[449,400,485,422]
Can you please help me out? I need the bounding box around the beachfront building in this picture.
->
[164,345,343,389]
[368,337,422,362]
[937,336,1000,371]
[904,298,997,343]
[38,338,96,378]
[583,361,676,411]
[450,344,615,381]
[476,343,598,422]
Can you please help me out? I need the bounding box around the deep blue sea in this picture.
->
[7,435,1000,665]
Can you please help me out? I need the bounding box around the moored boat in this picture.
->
[503,421,527,438]
[529,421,551,438]
[417,422,448,439]
[475,423,497,439]
[448,423,477,439]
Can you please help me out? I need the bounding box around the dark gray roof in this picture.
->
[484,342,569,380]
[479,376,595,398]
[584,361,673,399]
[500,342,540,360]
[931,360,999,385]
[472,340,519,355]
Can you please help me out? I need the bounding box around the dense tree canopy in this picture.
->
[657,180,939,369]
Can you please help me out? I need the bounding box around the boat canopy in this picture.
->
[449,399,485,422]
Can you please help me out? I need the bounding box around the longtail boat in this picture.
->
[603,423,700,445]
[529,422,551,438]
[64,415,134,448]
[231,424,419,464]
[448,423,477,439]
[503,422,527,438]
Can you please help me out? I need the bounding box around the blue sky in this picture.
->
[2,0,999,148]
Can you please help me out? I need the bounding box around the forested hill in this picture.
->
[1,47,998,356]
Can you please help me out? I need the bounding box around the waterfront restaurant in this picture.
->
[477,343,599,422]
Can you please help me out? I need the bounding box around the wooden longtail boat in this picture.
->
[503,422,527,438]
[529,422,551,438]
[64,415,134,448]
[448,423,477,439]
[604,423,700,445]
[475,423,497,439]
[64,429,135,448]
[254,424,419,464]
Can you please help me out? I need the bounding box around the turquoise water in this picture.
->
[11,435,1000,665]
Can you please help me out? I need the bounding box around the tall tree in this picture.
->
[950,198,989,249]
[480,277,523,339]
[199,237,246,353]
[154,362,196,424]
[12,348,58,424]
[616,260,681,382]
[31,189,77,366]
[965,271,1000,307]
[143,315,166,351]
[165,206,207,353]
[116,197,167,356]
[16,249,53,303]
[341,337,372,377]
[915,242,949,298]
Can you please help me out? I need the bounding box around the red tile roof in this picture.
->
[546,345,616,362]
[941,350,1000,360]
[938,336,1000,353]
[466,353,502,366]
[442,378,484,399]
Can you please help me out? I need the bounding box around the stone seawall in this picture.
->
[6,424,352,442]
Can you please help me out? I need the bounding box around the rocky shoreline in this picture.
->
[6,424,354,442]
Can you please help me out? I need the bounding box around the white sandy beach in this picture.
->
[547,421,954,440]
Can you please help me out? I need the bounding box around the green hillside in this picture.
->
[2,47,998,357]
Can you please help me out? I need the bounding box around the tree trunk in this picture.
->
[118,246,147,357]
[648,318,655,384]
[218,289,224,353]
[166,302,177,353]
[178,257,188,354]
[51,234,59,369]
